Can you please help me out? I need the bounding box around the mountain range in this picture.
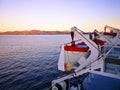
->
[0,30,70,35]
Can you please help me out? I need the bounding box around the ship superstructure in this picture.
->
[51,25,120,90]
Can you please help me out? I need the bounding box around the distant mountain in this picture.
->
[0,30,70,35]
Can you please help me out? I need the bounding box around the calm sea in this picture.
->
[0,35,70,90]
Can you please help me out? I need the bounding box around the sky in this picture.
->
[0,0,120,32]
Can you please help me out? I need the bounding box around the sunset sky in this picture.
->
[0,0,120,32]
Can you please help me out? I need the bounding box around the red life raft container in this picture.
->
[64,42,89,52]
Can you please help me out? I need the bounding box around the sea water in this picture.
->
[0,35,70,90]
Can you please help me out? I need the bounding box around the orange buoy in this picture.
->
[64,63,71,71]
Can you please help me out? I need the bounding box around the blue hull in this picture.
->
[83,73,120,90]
